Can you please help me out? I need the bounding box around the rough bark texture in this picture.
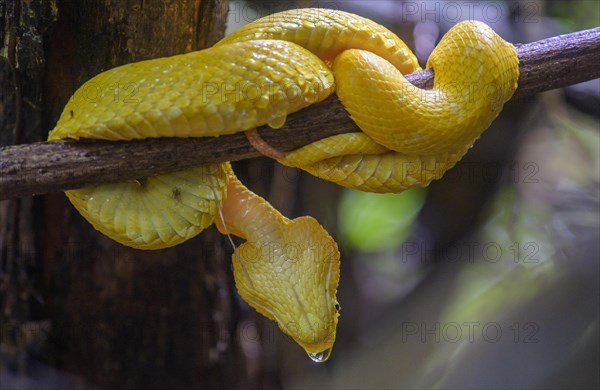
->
[1,1,246,389]
[0,27,599,200]
[515,27,600,97]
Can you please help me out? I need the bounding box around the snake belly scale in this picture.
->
[48,9,519,360]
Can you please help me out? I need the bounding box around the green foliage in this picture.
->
[338,188,425,251]
[549,0,600,33]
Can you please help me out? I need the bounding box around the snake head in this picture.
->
[231,216,340,359]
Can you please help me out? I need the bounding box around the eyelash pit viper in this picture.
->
[47,9,518,362]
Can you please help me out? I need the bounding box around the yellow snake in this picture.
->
[47,9,519,362]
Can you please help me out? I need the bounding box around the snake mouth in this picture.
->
[279,320,337,356]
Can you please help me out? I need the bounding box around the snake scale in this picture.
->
[48,9,519,361]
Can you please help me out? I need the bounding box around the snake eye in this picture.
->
[334,302,341,312]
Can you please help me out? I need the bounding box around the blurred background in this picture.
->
[1,0,598,389]
[228,1,600,389]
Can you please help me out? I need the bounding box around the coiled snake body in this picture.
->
[48,9,518,360]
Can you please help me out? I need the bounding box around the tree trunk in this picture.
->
[0,1,254,388]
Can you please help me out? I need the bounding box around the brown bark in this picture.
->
[0,26,599,201]
[1,1,244,389]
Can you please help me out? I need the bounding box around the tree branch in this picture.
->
[1,27,599,201]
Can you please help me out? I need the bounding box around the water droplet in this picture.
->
[267,114,287,129]
[307,348,332,363]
